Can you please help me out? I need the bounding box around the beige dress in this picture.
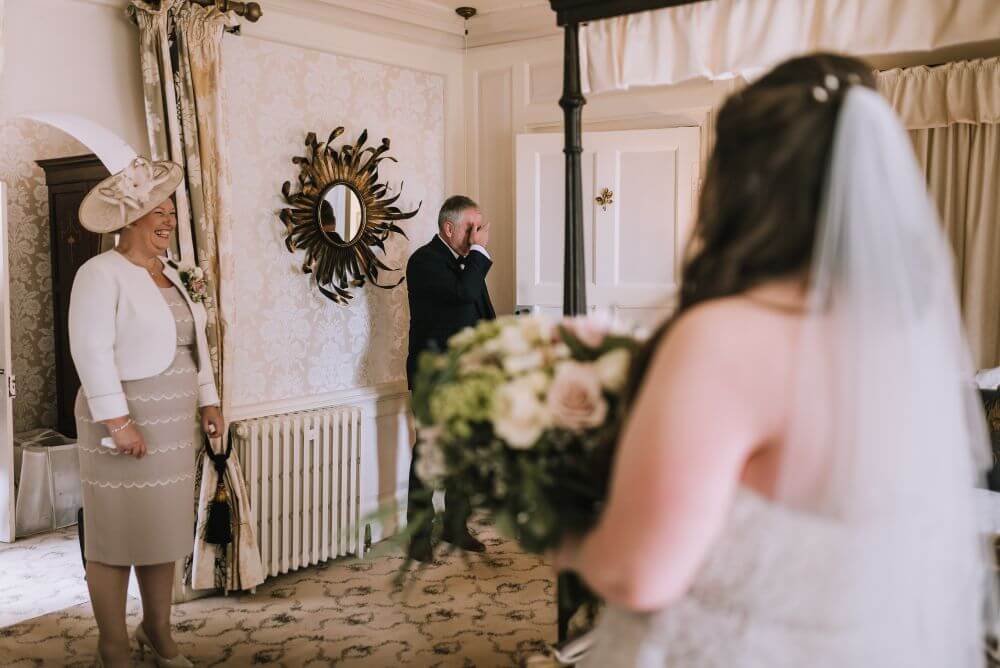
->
[76,286,200,566]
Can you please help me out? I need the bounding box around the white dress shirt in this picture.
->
[438,234,491,264]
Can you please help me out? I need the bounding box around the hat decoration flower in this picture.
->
[96,157,174,227]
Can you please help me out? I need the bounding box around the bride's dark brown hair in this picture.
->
[624,53,877,401]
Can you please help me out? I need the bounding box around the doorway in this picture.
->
[0,113,137,544]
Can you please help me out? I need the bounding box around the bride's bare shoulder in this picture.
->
[660,296,799,369]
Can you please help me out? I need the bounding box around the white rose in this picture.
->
[518,316,556,344]
[521,371,550,394]
[547,361,608,432]
[498,324,533,356]
[459,350,487,374]
[594,348,631,392]
[448,326,477,349]
[492,377,550,449]
[548,342,572,362]
[503,349,545,375]
[192,266,205,281]
[414,428,448,485]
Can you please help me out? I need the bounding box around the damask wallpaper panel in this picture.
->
[0,119,87,432]
[222,37,444,408]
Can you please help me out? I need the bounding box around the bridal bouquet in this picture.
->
[408,314,642,554]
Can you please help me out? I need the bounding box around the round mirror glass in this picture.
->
[318,183,364,245]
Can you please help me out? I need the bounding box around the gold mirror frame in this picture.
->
[280,127,420,304]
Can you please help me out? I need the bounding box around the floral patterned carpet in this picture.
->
[0,526,92,628]
[0,524,556,667]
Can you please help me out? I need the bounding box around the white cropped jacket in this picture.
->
[68,250,220,421]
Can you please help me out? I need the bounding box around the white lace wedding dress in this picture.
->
[580,487,871,667]
[578,87,992,668]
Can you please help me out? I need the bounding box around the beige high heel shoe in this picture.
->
[135,624,193,668]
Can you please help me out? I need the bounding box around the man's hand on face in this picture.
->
[471,221,490,248]
[462,222,475,255]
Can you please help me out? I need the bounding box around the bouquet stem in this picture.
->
[557,572,599,642]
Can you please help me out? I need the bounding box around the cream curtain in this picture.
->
[128,0,262,594]
[580,0,1000,93]
[878,59,1000,368]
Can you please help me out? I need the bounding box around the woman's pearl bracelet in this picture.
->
[108,417,134,434]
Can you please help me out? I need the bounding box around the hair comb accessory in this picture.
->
[813,86,830,103]
[824,74,840,91]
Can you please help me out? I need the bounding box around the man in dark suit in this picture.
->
[406,195,495,562]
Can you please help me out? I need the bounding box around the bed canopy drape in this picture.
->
[579,0,1000,93]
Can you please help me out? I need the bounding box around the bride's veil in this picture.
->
[779,86,996,664]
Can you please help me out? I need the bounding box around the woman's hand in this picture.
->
[201,405,224,438]
[106,418,147,459]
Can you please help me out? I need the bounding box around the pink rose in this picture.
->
[561,315,610,349]
[546,361,608,432]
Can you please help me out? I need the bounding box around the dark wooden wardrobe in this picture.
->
[36,155,110,439]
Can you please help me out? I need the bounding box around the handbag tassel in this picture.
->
[204,435,234,546]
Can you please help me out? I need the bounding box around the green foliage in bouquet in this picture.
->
[409,315,642,555]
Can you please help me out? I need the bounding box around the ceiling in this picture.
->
[423,0,546,14]
[270,0,555,49]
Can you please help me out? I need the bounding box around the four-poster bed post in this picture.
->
[548,0,711,643]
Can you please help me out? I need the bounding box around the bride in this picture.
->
[551,53,995,666]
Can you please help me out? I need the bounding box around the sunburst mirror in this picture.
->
[279,127,420,304]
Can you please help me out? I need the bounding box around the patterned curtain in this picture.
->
[128,0,262,594]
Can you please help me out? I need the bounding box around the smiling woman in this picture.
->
[68,157,224,666]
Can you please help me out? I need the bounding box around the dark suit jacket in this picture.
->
[406,235,496,388]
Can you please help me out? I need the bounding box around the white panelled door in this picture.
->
[516,128,700,329]
[0,183,15,543]
[515,133,596,310]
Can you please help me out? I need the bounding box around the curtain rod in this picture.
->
[188,0,263,22]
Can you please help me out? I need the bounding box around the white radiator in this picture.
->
[234,406,366,579]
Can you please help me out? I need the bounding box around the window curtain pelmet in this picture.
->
[877,58,1000,130]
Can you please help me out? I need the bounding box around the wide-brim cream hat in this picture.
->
[79,156,184,234]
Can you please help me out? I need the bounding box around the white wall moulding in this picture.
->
[0,0,5,81]
[472,67,515,317]
[528,60,564,105]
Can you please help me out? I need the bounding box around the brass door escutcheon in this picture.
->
[595,187,614,211]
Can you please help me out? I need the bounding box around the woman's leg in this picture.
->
[85,561,131,666]
[134,561,180,658]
